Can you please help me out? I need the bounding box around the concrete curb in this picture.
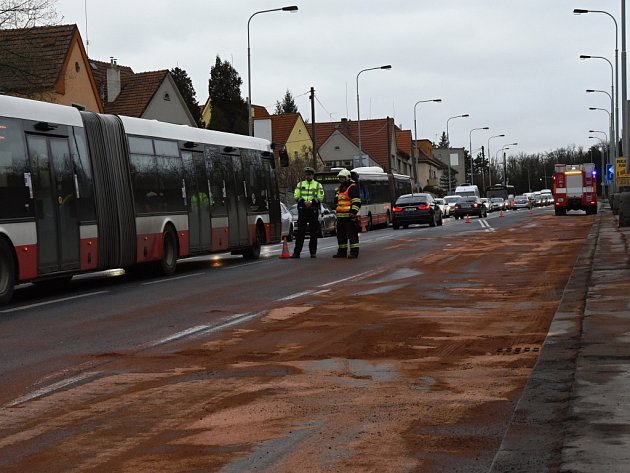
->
[488,212,599,473]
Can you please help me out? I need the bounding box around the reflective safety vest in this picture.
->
[294,179,324,203]
[335,182,360,218]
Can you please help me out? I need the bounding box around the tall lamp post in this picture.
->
[469,126,490,185]
[580,55,616,164]
[247,5,298,136]
[497,143,518,186]
[445,114,469,194]
[586,89,614,174]
[356,64,392,166]
[574,8,619,171]
[487,133,505,186]
[589,135,609,198]
[413,98,442,191]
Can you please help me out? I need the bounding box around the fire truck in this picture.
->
[553,163,598,215]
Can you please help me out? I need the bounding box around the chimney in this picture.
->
[106,57,121,103]
[338,117,349,132]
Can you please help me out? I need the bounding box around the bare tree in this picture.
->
[0,0,61,29]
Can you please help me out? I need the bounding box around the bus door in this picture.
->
[182,150,211,252]
[225,155,249,247]
[26,135,80,274]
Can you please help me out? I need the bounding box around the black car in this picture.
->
[453,196,487,219]
[289,202,337,237]
[392,193,443,229]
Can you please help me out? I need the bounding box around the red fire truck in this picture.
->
[553,163,598,215]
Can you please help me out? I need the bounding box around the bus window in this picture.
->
[70,127,96,222]
[206,146,227,216]
[0,118,32,220]
[154,139,184,213]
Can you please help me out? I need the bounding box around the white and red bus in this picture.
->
[315,166,412,231]
[0,95,281,304]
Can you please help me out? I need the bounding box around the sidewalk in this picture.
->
[490,207,630,473]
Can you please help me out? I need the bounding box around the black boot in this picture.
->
[332,252,347,258]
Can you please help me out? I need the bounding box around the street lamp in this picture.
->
[445,114,469,194]
[413,98,442,191]
[497,142,518,186]
[574,8,619,176]
[356,64,392,166]
[580,55,616,166]
[469,126,490,185]
[588,135,608,198]
[487,133,505,186]
[247,5,298,136]
[586,89,614,172]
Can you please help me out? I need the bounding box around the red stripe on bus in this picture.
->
[136,233,163,263]
[178,230,189,258]
[212,227,229,251]
[16,244,37,281]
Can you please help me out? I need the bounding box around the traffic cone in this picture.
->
[279,237,291,259]
[465,214,471,223]
[499,210,504,218]
[528,206,534,215]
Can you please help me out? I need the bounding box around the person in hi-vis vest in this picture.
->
[333,169,362,258]
[291,166,324,258]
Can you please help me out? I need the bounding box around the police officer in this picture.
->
[291,166,324,258]
[333,169,362,258]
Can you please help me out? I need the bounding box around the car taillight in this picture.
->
[417,204,429,210]
[454,204,460,209]
[473,203,478,208]
[393,206,403,212]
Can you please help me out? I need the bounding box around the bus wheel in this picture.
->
[159,226,178,276]
[0,239,16,305]
[244,225,263,260]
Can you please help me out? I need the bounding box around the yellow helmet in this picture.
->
[337,169,351,178]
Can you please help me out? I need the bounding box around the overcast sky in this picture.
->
[57,0,622,155]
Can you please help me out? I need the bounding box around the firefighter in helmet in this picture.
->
[291,166,324,258]
[333,169,362,258]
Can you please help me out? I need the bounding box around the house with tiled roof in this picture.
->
[0,24,102,112]
[254,111,316,164]
[90,58,197,126]
[416,139,447,190]
[309,117,414,179]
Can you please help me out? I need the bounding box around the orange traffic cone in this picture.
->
[279,237,291,259]
[499,210,504,218]
[465,214,471,224]
[528,207,534,215]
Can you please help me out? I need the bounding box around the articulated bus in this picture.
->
[0,95,281,304]
[315,167,412,231]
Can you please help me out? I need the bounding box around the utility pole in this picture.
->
[310,87,317,169]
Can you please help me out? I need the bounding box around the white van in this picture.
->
[454,184,480,198]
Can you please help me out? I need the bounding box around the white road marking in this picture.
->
[318,270,375,288]
[7,371,102,407]
[278,290,314,301]
[0,291,109,313]
[141,272,204,285]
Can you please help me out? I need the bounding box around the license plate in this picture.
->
[405,208,415,212]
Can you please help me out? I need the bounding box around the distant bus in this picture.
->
[315,167,412,231]
[0,94,280,305]
[485,184,515,200]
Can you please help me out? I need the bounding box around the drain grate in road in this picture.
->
[496,346,540,355]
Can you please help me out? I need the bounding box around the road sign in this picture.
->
[616,157,630,186]
[606,164,615,183]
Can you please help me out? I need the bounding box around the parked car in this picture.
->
[489,197,506,211]
[280,202,294,242]
[480,197,491,212]
[453,196,488,219]
[392,193,443,229]
[443,195,462,217]
[512,195,533,210]
[434,198,449,217]
[289,202,337,237]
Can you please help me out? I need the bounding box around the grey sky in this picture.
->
[58,0,620,155]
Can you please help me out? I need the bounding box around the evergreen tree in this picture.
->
[437,131,449,149]
[207,56,248,135]
[274,89,298,114]
[440,167,458,192]
[170,67,201,126]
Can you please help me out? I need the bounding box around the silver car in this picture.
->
[280,202,294,241]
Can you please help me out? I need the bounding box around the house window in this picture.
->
[75,61,80,72]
